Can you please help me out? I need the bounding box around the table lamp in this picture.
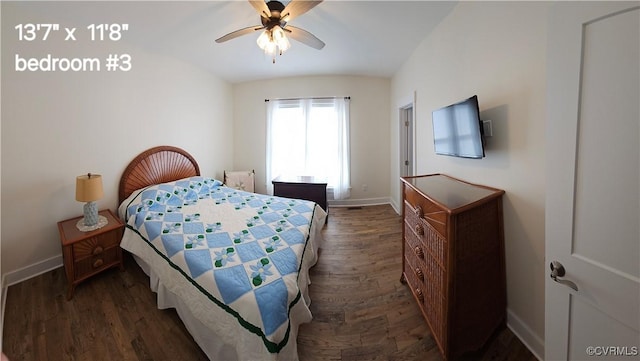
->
[75,173,104,230]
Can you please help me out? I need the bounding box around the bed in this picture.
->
[117,146,327,360]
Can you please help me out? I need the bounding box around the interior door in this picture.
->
[400,104,414,177]
[546,2,639,360]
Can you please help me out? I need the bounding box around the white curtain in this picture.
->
[266,97,351,199]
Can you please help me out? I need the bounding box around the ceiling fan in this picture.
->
[215,0,325,62]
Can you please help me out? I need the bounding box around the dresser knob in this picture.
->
[415,267,424,281]
[415,246,424,259]
[414,224,424,235]
[414,205,423,218]
[415,288,424,302]
[92,258,103,268]
[92,246,104,255]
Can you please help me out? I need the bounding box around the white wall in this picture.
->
[232,75,391,204]
[1,4,234,280]
[391,2,549,358]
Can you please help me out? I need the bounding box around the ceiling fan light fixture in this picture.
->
[256,30,271,49]
[264,39,277,55]
[278,37,291,53]
[256,26,290,62]
[272,26,285,42]
[272,26,290,52]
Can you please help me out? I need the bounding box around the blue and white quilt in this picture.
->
[120,176,324,355]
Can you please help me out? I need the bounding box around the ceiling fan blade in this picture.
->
[248,0,270,18]
[281,0,323,23]
[215,25,264,43]
[284,25,325,50]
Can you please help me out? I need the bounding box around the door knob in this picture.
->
[550,261,578,291]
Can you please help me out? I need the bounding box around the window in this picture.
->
[266,97,350,199]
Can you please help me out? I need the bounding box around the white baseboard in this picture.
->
[389,198,401,215]
[3,254,63,288]
[507,308,544,360]
[328,197,391,208]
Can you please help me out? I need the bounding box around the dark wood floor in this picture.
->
[3,205,536,361]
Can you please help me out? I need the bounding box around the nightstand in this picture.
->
[58,209,125,300]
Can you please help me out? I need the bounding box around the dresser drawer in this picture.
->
[72,230,121,260]
[72,229,123,279]
[405,220,447,310]
[404,236,427,285]
[404,219,427,261]
[404,254,446,351]
[403,257,426,307]
[74,246,120,279]
[403,187,448,237]
[405,203,448,268]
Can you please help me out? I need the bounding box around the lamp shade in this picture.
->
[75,173,104,202]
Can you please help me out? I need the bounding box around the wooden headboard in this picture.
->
[119,146,200,204]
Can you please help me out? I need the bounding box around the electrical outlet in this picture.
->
[362,184,368,192]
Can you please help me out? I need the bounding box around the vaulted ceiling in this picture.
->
[13,1,457,83]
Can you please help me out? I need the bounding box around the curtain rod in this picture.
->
[265,96,350,102]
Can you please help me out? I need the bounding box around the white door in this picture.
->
[399,104,414,177]
[546,2,639,360]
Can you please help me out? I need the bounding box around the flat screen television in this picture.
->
[432,95,485,159]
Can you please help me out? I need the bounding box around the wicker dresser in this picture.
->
[400,174,506,360]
